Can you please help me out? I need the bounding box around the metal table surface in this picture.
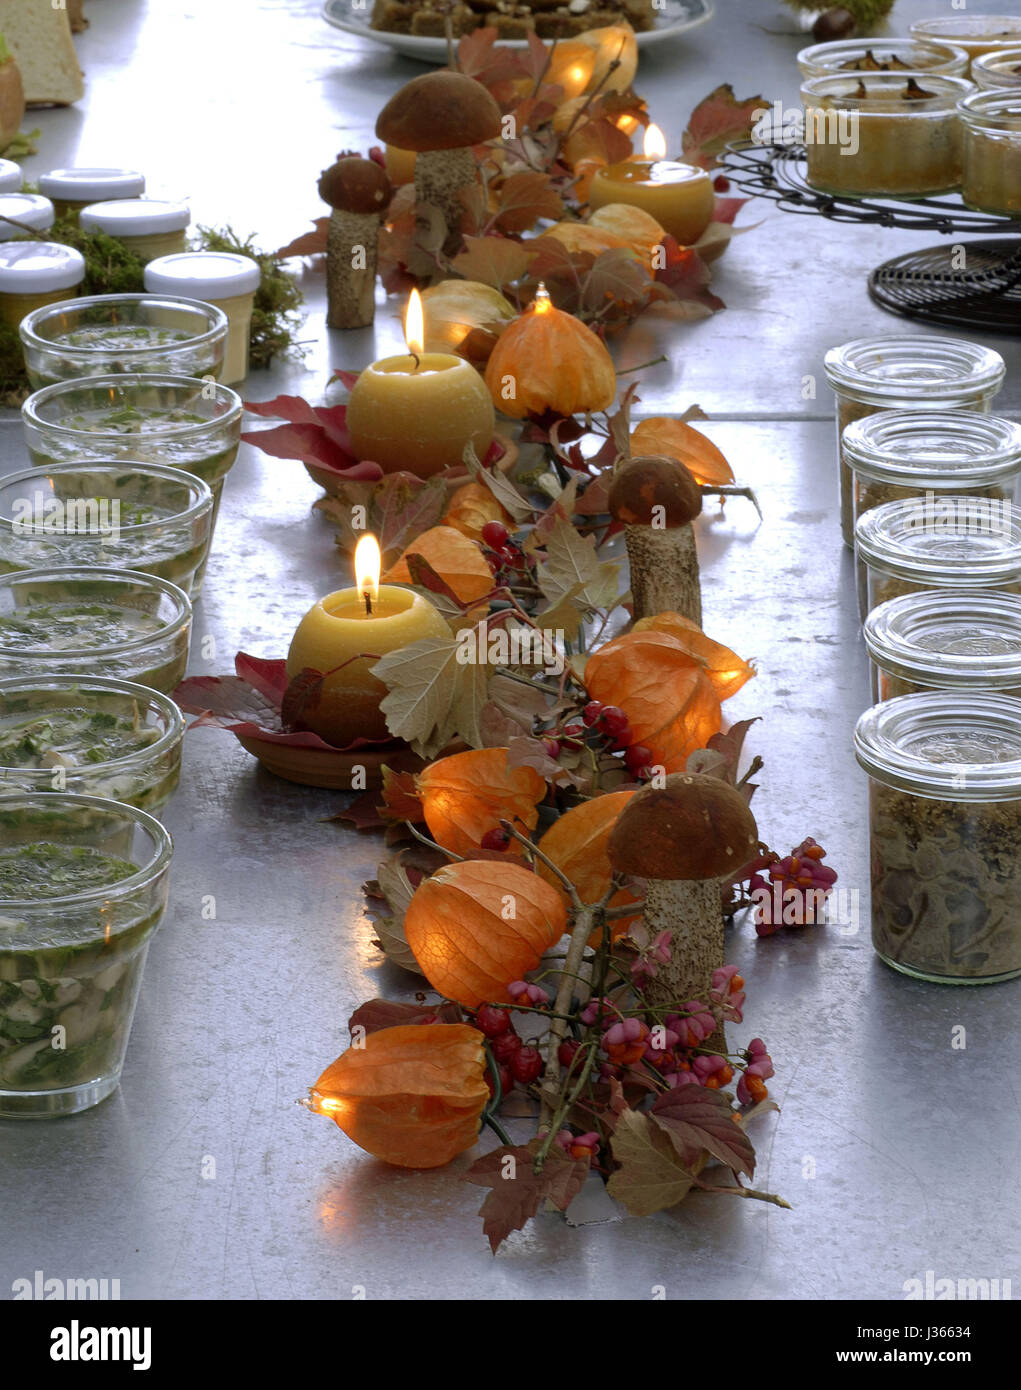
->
[1,0,1019,1301]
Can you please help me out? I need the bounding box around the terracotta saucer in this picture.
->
[236,735,467,789]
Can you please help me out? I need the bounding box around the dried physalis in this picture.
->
[902,78,936,101]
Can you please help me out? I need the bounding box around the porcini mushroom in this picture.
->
[375,70,502,255]
[607,773,757,1011]
[318,156,392,330]
[608,454,703,624]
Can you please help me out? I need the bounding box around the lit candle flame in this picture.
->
[533,282,552,315]
[355,533,381,613]
[405,287,425,358]
[643,123,667,160]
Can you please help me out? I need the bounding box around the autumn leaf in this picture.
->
[452,234,536,290]
[280,667,324,731]
[373,475,450,563]
[367,855,428,975]
[464,1140,589,1253]
[241,395,383,483]
[606,1108,699,1217]
[652,237,724,313]
[373,634,491,757]
[457,25,530,87]
[630,417,735,488]
[416,747,546,858]
[276,218,329,259]
[537,519,623,614]
[464,445,533,524]
[581,247,652,314]
[348,997,460,1036]
[650,1085,756,1179]
[384,525,495,605]
[380,765,424,823]
[681,84,769,170]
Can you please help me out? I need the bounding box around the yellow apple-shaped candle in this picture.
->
[286,535,450,746]
[587,124,715,247]
[346,289,495,478]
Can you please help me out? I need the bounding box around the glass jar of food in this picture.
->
[910,14,1021,74]
[144,252,261,386]
[0,242,85,331]
[824,336,1006,549]
[0,159,22,193]
[37,167,145,222]
[854,493,1021,619]
[0,567,192,693]
[0,790,172,1116]
[0,675,184,817]
[79,198,190,263]
[800,73,970,199]
[844,410,1021,533]
[0,193,54,241]
[855,691,1021,984]
[972,46,1021,91]
[19,293,228,387]
[797,37,969,80]
[864,590,1021,702]
[957,91,1021,216]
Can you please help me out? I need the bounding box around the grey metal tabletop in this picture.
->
[1,0,1019,1301]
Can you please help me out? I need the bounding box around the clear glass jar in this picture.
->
[855,692,1021,984]
[0,461,214,597]
[0,791,172,1116]
[854,494,1021,619]
[0,567,192,693]
[0,675,184,816]
[824,336,1006,548]
[957,91,1021,216]
[844,410,1021,533]
[20,293,228,387]
[144,252,261,386]
[0,193,54,241]
[910,14,1021,73]
[0,242,84,331]
[38,167,145,222]
[972,46,1021,91]
[800,73,970,199]
[797,37,970,81]
[79,198,190,263]
[864,590,1021,702]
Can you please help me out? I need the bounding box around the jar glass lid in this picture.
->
[957,90,1021,128]
[854,495,1021,585]
[0,242,85,293]
[39,168,145,202]
[824,335,1006,408]
[855,691,1021,800]
[79,199,190,235]
[144,251,261,299]
[910,15,1021,43]
[0,194,54,241]
[842,410,1021,485]
[864,589,1021,688]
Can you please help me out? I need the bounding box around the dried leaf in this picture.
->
[581,247,651,314]
[650,1085,755,1179]
[537,519,623,614]
[348,998,459,1036]
[384,525,494,605]
[606,1108,698,1217]
[681,84,770,170]
[465,445,534,523]
[373,634,491,757]
[452,234,536,289]
[276,218,329,259]
[464,1139,588,1253]
[380,766,424,823]
[280,667,324,731]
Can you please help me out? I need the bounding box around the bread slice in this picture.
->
[0,0,84,106]
[0,51,24,150]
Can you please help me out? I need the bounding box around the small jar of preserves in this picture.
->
[971,46,1021,91]
[79,198,190,263]
[957,91,1021,217]
[0,242,85,330]
[38,167,145,222]
[144,252,261,385]
[0,193,54,241]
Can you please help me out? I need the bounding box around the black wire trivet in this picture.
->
[717,141,1021,335]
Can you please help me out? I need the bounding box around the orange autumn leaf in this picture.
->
[443,481,510,544]
[585,630,722,773]
[536,790,641,940]
[540,221,631,260]
[383,525,494,604]
[380,765,424,823]
[632,613,755,701]
[416,747,546,858]
[309,1023,488,1169]
[404,859,567,1007]
[630,418,735,488]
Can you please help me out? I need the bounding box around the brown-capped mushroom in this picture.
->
[318,157,392,330]
[607,773,757,1012]
[375,70,501,255]
[608,454,703,624]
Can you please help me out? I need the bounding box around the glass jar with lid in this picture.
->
[824,336,1006,548]
[38,167,145,222]
[0,159,22,194]
[972,46,1021,91]
[797,37,970,81]
[0,193,54,241]
[854,493,1021,619]
[79,199,190,263]
[864,590,1021,702]
[910,14,1021,73]
[855,691,1021,983]
[0,243,85,330]
[144,252,261,385]
[843,410,1021,533]
[957,91,1021,216]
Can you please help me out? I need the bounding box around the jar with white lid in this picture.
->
[910,14,1021,73]
[144,252,261,385]
[824,336,1006,548]
[843,410,1021,533]
[0,160,22,194]
[0,242,85,330]
[854,493,1021,619]
[957,91,1021,216]
[855,691,1021,983]
[796,37,970,81]
[79,199,190,263]
[864,590,1021,702]
[38,167,145,222]
[972,46,1021,91]
[0,194,54,241]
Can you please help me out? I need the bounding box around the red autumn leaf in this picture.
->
[464,1140,588,1253]
[653,236,725,312]
[276,217,329,260]
[492,171,564,234]
[280,667,325,732]
[713,195,750,226]
[234,651,289,704]
[348,998,462,1036]
[564,115,632,168]
[242,395,384,482]
[650,1085,756,1179]
[380,765,424,823]
[681,84,769,170]
[457,26,530,87]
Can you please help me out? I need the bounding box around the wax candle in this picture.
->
[346,289,495,478]
[587,124,715,248]
[286,534,450,747]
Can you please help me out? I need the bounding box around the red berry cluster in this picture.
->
[473,1003,543,1098]
[542,699,655,780]
[749,837,837,936]
[481,520,529,587]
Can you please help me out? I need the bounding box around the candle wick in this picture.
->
[363,588,373,616]
[410,350,420,372]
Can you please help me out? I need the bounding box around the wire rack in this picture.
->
[718,141,1021,334]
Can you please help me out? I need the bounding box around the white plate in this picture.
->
[323,0,713,64]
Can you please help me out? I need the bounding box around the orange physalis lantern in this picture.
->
[536,790,641,940]
[416,747,547,858]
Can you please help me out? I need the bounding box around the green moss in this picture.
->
[48,218,148,295]
[191,225,305,370]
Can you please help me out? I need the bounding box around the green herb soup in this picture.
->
[32,404,239,487]
[0,602,164,652]
[54,326,196,351]
[0,706,161,769]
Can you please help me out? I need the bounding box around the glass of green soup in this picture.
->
[0,567,192,693]
[21,374,243,595]
[0,791,172,1117]
[19,293,228,389]
[0,676,185,817]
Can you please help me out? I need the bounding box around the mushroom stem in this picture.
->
[414,146,475,254]
[326,209,380,329]
[641,876,724,1019]
[624,523,701,624]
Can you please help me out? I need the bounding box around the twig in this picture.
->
[405,822,464,861]
[498,819,581,904]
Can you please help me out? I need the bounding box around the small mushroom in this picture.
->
[607,773,758,1012]
[318,157,392,330]
[375,70,502,256]
[608,454,703,624]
